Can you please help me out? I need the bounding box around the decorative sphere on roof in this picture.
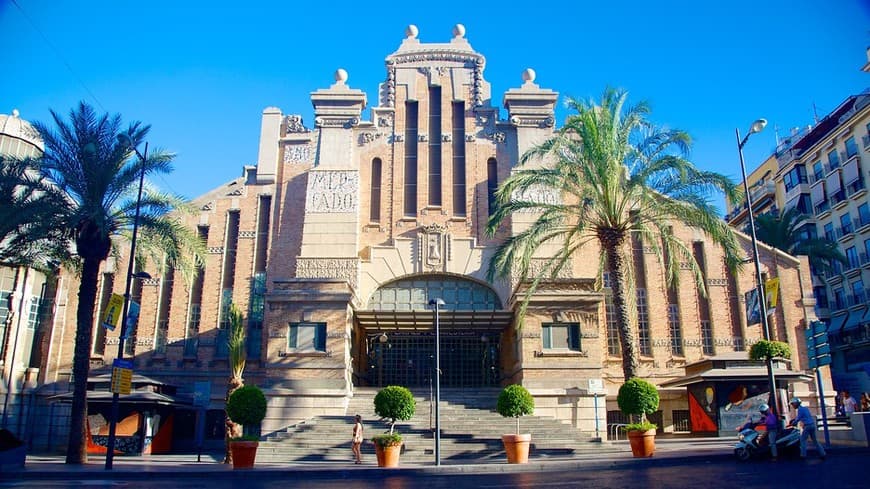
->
[453,24,466,38]
[522,68,536,83]
[334,69,348,83]
[0,109,44,154]
[405,25,419,39]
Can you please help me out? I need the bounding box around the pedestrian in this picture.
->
[788,398,826,460]
[351,414,364,464]
[841,391,858,416]
[861,393,870,412]
[759,403,779,461]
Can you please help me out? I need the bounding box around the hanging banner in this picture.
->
[765,278,779,315]
[101,294,124,331]
[123,301,140,338]
[745,288,760,325]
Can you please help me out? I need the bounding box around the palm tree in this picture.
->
[224,303,246,464]
[754,206,846,274]
[487,89,742,381]
[0,154,70,267]
[32,102,204,464]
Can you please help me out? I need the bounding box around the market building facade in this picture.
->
[5,26,824,452]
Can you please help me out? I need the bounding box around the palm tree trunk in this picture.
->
[603,237,640,381]
[65,256,101,464]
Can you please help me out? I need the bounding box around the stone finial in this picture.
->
[522,68,536,84]
[12,109,20,117]
[453,24,466,38]
[406,25,419,39]
[334,69,348,84]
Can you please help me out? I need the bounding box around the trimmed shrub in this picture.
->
[497,384,535,434]
[374,386,416,435]
[226,385,267,431]
[749,340,791,361]
[617,378,660,427]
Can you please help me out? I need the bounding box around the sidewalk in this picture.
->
[3,437,865,481]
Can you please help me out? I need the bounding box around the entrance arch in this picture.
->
[355,275,512,388]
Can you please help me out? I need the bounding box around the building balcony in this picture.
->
[847,177,867,199]
[832,190,849,210]
[847,291,867,308]
[863,134,870,151]
[855,212,870,233]
[862,252,870,268]
[814,200,831,217]
[837,224,855,242]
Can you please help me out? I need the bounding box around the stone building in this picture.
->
[14,26,822,451]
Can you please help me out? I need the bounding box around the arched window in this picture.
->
[487,158,498,215]
[368,275,502,311]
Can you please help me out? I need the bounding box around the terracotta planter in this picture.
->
[230,440,259,469]
[375,442,402,467]
[627,429,656,458]
[501,434,531,464]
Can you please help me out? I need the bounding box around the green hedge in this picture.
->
[226,385,267,428]
[749,340,791,361]
[617,378,659,417]
[496,384,535,418]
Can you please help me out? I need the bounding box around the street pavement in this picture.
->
[1,436,867,488]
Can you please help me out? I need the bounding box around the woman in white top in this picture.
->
[351,414,363,464]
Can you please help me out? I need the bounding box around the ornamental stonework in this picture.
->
[284,143,312,164]
[510,183,560,211]
[284,114,309,133]
[305,170,359,213]
[295,258,359,290]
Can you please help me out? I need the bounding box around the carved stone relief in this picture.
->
[305,171,359,213]
[510,183,560,211]
[295,258,359,290]
[418,223,449,271]
[284,143,312,164]
[285,115,310,133]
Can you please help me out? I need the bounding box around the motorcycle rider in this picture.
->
[788,397,826,460]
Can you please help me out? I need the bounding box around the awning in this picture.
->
[355,309,513,331]
[843,307,869,332]
[829,312,849,333]
[87,373,169,387]
[660,367,812,388]
[48,390,191,406]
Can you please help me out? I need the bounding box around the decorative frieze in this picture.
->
[207,247,224,255]
[238,230,256,239]
[707,278,729,287]
[295,257,359,290]
[283,143,312,164]
[142,278,161,287]
[391,134,404,144]
[509,115,555,128]
[419,134,429,142]
[359,132,380,145]
[465,134,475,142]
[305,171,359,213]
[441,133,451,142]
[378,114,394,127]
[314,116,360,128]
[201,201,214,211]
[491,131,506,143]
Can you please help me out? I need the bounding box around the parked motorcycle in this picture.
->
[734,421,801,461]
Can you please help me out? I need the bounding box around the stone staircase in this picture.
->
[257,388,618,464]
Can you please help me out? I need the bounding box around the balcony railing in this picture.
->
[855,212,870,229]
[836,222,854,239]
[815,200,831,215]
[847,291,867,307]
[863,134,870,150]
[831,190,847,205]
[847,178,866,196]
[847,255,862,270]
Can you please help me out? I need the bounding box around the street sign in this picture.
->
[101,294,124,331]
[587,378,606,394]
[805,321,832,369]
[111,358,133,395]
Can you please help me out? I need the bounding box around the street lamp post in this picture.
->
[736,119,779,412]
[105,135,149,470]
[428,298,445,467]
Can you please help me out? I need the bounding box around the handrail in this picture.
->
[608,423,628,441]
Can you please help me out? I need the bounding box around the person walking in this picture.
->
[788,398,826,460]
[861,392,870,412]
[351,414,364,464]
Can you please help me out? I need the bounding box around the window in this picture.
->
[858,203,870,228]
[428,87,442,207]
[288,322,326,352]
[673,410,691,432]
[605,296,620,356]
[845,137,858,158]
[452,102,466,216]
[796,194,812,214]
[851,280,865,306]
[247,272,266,359]
[812,161,824,181]
[487,158,498,216]
[370,158,382,222]
[824,222,835,241]
[813,286,829,309]
[846,246,859,269]
[637,288,651,355]
[840,213,853,235]
[542,323,580,351]
[833,288,845,310]
[701,320,714,355]
[404,101,419,216]
[796,222,816,241]
[668,303,683,356]
[783,165,807,191]
[828,149,840,169]
[865,239,870,263]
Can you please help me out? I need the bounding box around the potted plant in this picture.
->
[225,384,267,469]
[496,384,535,464]
[748,340,791,361]
[617,378,660,458]
[371,386,415,468]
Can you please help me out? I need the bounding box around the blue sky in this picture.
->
[2,0,869,213]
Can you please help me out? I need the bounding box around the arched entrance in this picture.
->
[354,275,512,388]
